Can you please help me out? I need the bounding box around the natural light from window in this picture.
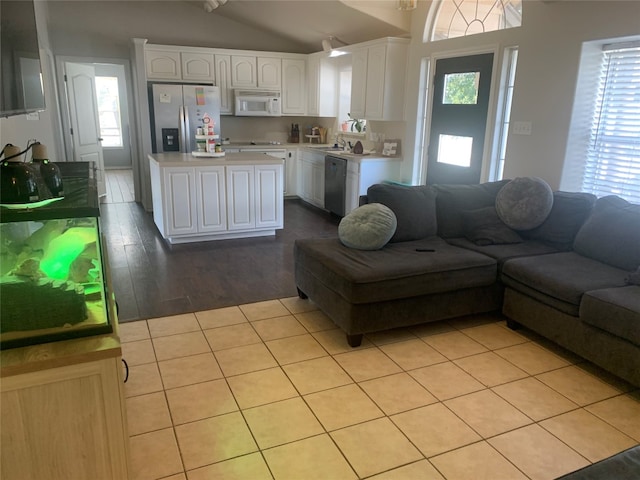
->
[95,76,123,148]
[432,0,522,41]
[437,134,473,167]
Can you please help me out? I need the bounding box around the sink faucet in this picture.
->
[337,136,349,151]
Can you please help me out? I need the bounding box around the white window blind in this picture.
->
[583,43,640,204]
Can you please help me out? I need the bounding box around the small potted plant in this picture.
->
[347,113,366,133]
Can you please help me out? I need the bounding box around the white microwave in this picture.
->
[234,90,281,117]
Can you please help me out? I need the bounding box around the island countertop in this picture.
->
[149,152,285,167]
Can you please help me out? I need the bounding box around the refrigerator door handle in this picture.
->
[183,106,191,153]
[179,106,187,153]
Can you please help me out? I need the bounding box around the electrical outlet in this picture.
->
[26,112,40,121]
[512,121,532,135]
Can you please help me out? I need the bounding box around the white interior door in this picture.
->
[65,62,106,197]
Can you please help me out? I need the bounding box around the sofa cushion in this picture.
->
[581,286,640,346]
[366,184,437,243]
[573,195,640,271]
[294,236,497,304]
[520,191,596,251]
[501,252,630,315]
[496,177,554,230]
[338,203,397,251]
[462,207,523,246]
[434,180,510,238]
[626,267,640,286]
[446,237,558,267]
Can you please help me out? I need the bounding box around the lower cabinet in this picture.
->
[1,355,130,480]
[150,160,283,243]
[299,149,325,209]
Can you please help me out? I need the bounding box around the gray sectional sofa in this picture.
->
[294,180,640,386]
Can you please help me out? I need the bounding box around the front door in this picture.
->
[64,62,106,197]
[426,53,494,185]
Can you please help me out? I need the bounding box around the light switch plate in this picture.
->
[512,121,532,135]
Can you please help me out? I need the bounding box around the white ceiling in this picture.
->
[196,0,412,52]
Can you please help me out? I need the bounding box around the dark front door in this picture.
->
[426,53,494,185]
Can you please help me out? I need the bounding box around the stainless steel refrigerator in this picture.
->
[149,84,221,154]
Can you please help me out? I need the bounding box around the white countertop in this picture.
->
[149,152,285,167]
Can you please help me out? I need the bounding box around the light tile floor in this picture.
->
[119,298,640,480]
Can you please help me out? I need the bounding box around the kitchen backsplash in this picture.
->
[219,116,335,144]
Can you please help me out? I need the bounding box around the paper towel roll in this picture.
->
[3,144,22,160]
[32,143,48,160]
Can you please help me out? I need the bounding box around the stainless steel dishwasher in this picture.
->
[324,155,347,217]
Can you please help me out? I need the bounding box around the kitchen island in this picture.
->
[149,152,283,244]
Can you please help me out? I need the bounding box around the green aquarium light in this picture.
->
[0,197,63,209]
[39,227,97,280]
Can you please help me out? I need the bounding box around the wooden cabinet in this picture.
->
[231,55,257,88]
[344,158,402,215]
[182,51,215,82]
[215,54,233,114]
[257,57,282,89]
[350,38,409,121]
[282,58,306,115]
[146,48,181,81]
[307,53,337,117]
[1,331,129,480]
[149,156,284,244]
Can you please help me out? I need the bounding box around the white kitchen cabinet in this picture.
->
[146,48,182,81]
[163,167,198,236]
[344,158,402,215]
[350,38,409,121]
[285,149,298,196]
[226,164,255,230]
[257,57,282,89]
[299,149,325,209]
[307,53,337,117]
[255,164,284,229]
[231,55,257,88]
[182,51,215,82]
[196,166,227,232]
[1,344,130,480]
[282,58,306,115]
[150,155,284,243]
[215,54,233,114]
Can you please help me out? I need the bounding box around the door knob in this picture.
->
[98,138,104,141]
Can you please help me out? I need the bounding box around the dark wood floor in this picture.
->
[100,199,339,323]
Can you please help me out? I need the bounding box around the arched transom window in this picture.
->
[432,0,522,41]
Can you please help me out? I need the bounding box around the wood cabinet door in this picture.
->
[282,58,306,115]
[164,167,198,236]
[226,165,255,230]
[257,57,282,89]
[231,55,257,88]
[364,44,387,120]
[255,164,283,229]
[182,51,215,83]
[196,166,227,232]
[350,48,368,119]
[146,49,182,80]
[306,56,320,116]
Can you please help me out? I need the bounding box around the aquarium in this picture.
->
[0,162,114,349]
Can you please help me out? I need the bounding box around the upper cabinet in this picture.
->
[146,47,215,83]
[146,48,182,81]
[181,51,215,83]
[231,55,257,88]
[257,57,282,89]
[307,53,337,117]
[282,58,306,115]
[350,38,409,121]
[215,55,233,115]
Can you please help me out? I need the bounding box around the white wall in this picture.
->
[403,0,640,189]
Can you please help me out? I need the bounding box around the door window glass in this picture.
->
[443,72,480,104]
[437,134,473,167]
[95,76,123,147]
[432,0,522,41]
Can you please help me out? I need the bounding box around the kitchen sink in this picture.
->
[310,146,346,152]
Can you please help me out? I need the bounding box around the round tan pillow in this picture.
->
[338,203,397,250]
[495,177,554,230]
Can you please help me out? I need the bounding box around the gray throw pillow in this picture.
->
[573,195,640,271]
[462,207,523,246]
[495,177,554,230]
[367,183,437,242]
[338,203,397,250]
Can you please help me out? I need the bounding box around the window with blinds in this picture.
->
[582,43,640,204]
